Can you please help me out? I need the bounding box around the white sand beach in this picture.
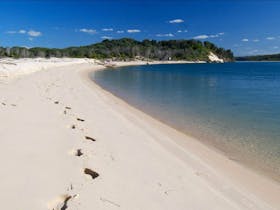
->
[0,58,279,210]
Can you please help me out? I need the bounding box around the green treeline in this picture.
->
[236,54,280,61]
[0,38,234,61]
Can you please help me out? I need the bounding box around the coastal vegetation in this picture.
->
[236,53,280,61]
[0,38,234,61]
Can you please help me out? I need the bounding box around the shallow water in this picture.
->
[91,62,280,180]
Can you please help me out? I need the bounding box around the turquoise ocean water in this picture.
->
[91,62,280,180]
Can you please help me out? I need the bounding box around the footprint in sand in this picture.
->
[48,194,73,210]
[85,136,96,142]
[76,117,85,122]
[63,107,72,115]
[84,168,99,179]
[75,149,83,157]
[69,149,83,157]
[71,125,76,129]
[1,102,17,107]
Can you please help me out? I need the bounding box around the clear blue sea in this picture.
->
[91,62,280,180]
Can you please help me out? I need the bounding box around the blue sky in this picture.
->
[1,0,280,56]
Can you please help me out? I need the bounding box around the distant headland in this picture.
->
[0,38,234,62]
[236,53,280,61]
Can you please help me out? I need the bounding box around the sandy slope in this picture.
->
[0,59,279,210]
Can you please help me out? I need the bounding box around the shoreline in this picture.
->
[91,64,280,182]
[83,64,280,208]
[0,59,279,209]
[91,62,280,182]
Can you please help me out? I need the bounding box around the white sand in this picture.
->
[0,58,94,82]
[0,59,279,210]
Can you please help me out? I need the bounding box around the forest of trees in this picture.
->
[236,53,280,61]
[0,38,234,62]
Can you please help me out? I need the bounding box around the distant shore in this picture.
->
[0,58,279,210]
[0,58,202,77]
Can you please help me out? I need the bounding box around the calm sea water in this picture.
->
[91,62,280,180]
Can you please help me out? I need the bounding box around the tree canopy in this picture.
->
[0,38,234,62]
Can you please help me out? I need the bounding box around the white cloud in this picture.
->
[116,30,124,34]
[193,35,209,39]
[242,38,249,42]
[19,30,26,34]
[177,30,188,33]
[210,32,224,38]
[127,29,141,33]
[156,33,174,37]
[253,39,259,42]
[169,19,184,24]
[102,28,113,32]
[266,37,275,40]
[101,36,112,39]
[193,32,224,40]
[6,29,41,37]
[209,34,219,38]
[28,30,42,37]
[79,28,97,34]
[6,31,17,34]
[273,46,279,49]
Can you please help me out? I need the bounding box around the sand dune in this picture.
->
[0,59,279,210]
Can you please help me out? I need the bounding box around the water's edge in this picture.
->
[91,63,280,182]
